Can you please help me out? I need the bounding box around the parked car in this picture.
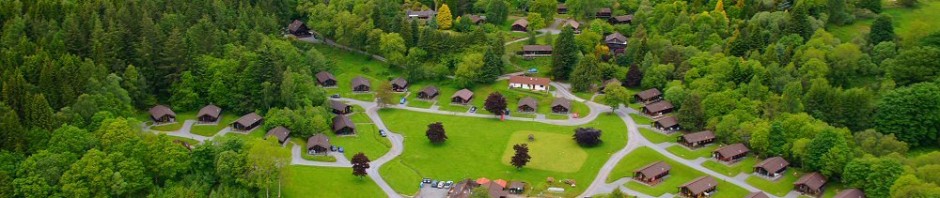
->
[419,183,424,188]
[444,181,454,188]
[431,180,440,188]
[469,106,477,113]
[436,181,445,188]
[379,130,387,137]
[400,97,407,104]
[330,146,337,151]
[331,94,340,98]
[338,147,344,153]
[422,178,432,184]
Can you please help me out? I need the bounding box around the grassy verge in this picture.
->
[629,113,653,125]
[639,128,679,144]
[150,112,197,131]
[745,172,800,196]
[301,154,337,162]
[609,147,750,197]
[190,112,239,136]
[701,157,758,177]
[665,144,716,160]
[282,166,385,198]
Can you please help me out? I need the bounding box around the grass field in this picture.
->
[701,157,758,177]
[639,128,679,143]
[282,166,386,198]
[609,147,750,197]
[377,109,627,196]
[666,144,717,160]
[830,1,940,43]
[150,112,196,131]
[190,112,239,136]
[500,131,588,173]
[746,172,799,196]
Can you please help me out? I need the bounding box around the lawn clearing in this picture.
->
[190,112,239,136]
[746,172,799,196]
[701,157,758,177]
[609,147,750,197]
[639,128,679,144]
[665,144,717,160]
[500,131,587,173]
[629,113,653,125]
[282,165,385,198]
[331,111,392,160]
[829,1,940,42]
[149,112,196,131]
[378,109,627,196]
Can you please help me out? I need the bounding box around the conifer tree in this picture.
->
[437,4,453,30]
[552,28,579,80]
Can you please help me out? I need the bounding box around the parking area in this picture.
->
[417,185,449,198]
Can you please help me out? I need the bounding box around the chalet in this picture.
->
[596,8,612,19]
[598,78,621,93]
[232,113,263,131]
[745,192,771,198]
[557,4,568,14]
[551,98,571,114]
[794,172,827,196]
[511,18,529,32]
[834,189,865,198]
[564,19,581,34]
[634,88,663,103]
[452,89,474,104]
[287,19,311,37]
[448,179,480,198]
[605,32,628,54]
[508,181,525,194]
[713,143,750,163]
[678,131,716,148]
[518,97,538,113]
[508,75,550,91]
[332,114,356,135]
[316,71,337,87]
[469,15,486,24]
[641,100,674,116]
[487,182,509,198]
[265,126,290,144]
[307,133,331,155]
[391,77,408,92]
[678,176,717,198]
[418,86,440,100]
[609,15,633,24]
[149,105,176,123]
[197,104,222,123]
[634,161,671,185]
[407,10,436,20]
[330,100,352,114]
[352,76,371,92]
[754,157,789,178]
[653,116,680,132]
[522,45,552,58]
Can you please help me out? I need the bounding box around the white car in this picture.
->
[436,181,444,188]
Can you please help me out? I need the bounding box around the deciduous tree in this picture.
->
[511,144,531,169]
[486,0,509,25]
[426,122,448,144]
[570,55,603,92]
[573,127,602,147]
[484,92,508,116]
[351,152,371,178]
[870,14,895,45]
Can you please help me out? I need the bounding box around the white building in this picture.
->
[508,76,550,92]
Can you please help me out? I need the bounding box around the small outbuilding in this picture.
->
[265,126,291,144]
[197,104,222,123]
[834,189,865,198]
[330,100,352,114]
[634,161,671,185]
[418,86,439,100]
[352,76,371,92]
[306,133,331,155]
[508,75,550,91]
[605,32,628,54]
[232,113,263,131]
[557,4,568,14]
[641,100,674,116]
[754,157,789,178]
[678,176,718,198]
[316,71,337,87]
[713,143,750,163]
[652,116,680,132]
[746,191,771,198]
[332,114,356,135]
[678,131,716,148]
[391,77,408,92]
[551,98,571,114]
[149,105,176,123]
[452,89,474,104]
[522,45,552,58]
[794,172,827,196]
[609,15,633,24]
[512,18,529,32]
[406,10,436,19]
[564,19,581,34]
[596,8,612,19]
[288,19,311,37]
[634,88,663,103]
[518,97,538,113]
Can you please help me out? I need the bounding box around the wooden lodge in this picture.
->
[551,98,571,114]
[452,89,474,104]
[265,126,291,144]
[517,97,538,113]
[596,8,612,19]
[287,19,311,37]
[678,176,717,198]
[391,77,408,92]
[332,114,356,135]
[522,45,552,58]
[406,10,436,20]
[713,143,750,163]
[754,157,789,178]
[149,105,176,123]
[609,15,633,24]
[678,131,716,149]
[634,88,663,103]
[794,172,827,196]
[232,113,263,131]
[834,189,865,198]
[197,104,222,123]
[564,19,581,34]
[418,86,440,100]
[306,133,331,155]
[316,71,337,87]
[745,192,771,198]
[469,15,486,24]
[653,116,680,132]
[557,4,567,14]
[512,18,529,32]
[508,75,550,91]
[605,32,628,54]
[598,78,621,93]
[633,161,671,185]
[641,100,674,116]
[352,76,371,92]
[330,100,352,114]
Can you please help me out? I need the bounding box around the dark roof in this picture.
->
[518,97,538,109]
[597,8,612,14]
[330,100,350,111]
[754,157,789,174]
[332,114,355,131]
[745,191,771,198]
[420,86,439,96]
[635,88,662,100]
[234,113,262,127]
[266,126,290,142]
[391,77,408,87]
[469,15,485,23]
[680,176,718,195]
[611,15,633,22]
[449,179,479,198]
[487,182,508,198]
[654,116,678,128]
[634,161,671,177]
[288,20,305,32]
[352,76,371,88]
[198,104,222,119]
[509,181,524,190]
[509,75,550,86]
[643,100,674,113]
[453,89,474,100]
[715,143,750,157]
[557,4,567,9]
[605,32,627,43]
[307,133,330,150]
[512,18,528,27]
[834,189,866,198]
[315,71,335,83]
[149,105,176,118]
[682,131,716,143]
[794,172,827,191]
[522,45,552,52]
[407,10,436,17]
[551,98,571,109]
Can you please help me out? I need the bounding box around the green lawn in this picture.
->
[312,44,402,102]
[377,109,627,196]
[301,154,337,162]
[629,113,653,125]
[331,110,392,160]
[190,112,239,136]
[746,172,800,196]
[150,112,196,131]
[282,166,385,198]
[609,147,750,197]
[830,1,940,42]
[639,128,679,144]
[665,144,717,160]
[701,157,758,177]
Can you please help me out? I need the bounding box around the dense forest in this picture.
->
[1,0,940,197]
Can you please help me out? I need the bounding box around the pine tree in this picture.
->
[869,14,895,45]
[481,48,503,83]
[24,94,56,130]
[511,144,531,169]
[492,32,506,57]
[400,20,415,49]
[437,4,454,30]
[678,93,705,131]
[351,152,371,178]
[625,64,642,88]
[552,28,579,80]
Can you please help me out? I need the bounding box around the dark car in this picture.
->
[330,146,337,151]
[331,94,341,98]
[338,147,345,153]
[468,106,477,113]
[422,178,432,184]
[379,130,387,137]
[431,180,440,188]
[444,181,454,188]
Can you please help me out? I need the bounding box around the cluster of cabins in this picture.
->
[410,75,573,114]
[448,178,526,198]
[314,71,410,94]
[516,32,630,57]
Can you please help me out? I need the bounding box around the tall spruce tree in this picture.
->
[870,14,895,45]
[552,28,579,80]
[481,48,503,83]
